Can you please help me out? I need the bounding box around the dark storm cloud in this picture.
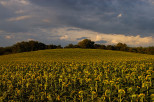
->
[0,0,154,47]
[0,1,58,33]
[0,6,12,19]
[0,5,21,32]
[0,3,31,33]
[28,0,154,36]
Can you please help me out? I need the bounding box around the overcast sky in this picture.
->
[0,0,154,47]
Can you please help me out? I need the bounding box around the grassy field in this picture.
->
[0,49,154,101]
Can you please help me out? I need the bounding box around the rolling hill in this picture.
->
[0,49,153,101]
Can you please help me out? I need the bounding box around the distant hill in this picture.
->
[0,49,154,63]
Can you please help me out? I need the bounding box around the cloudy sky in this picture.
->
[0,0,154,47]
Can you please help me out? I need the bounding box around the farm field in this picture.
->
[0,49,154,101]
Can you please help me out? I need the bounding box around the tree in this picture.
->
[94,44,106,49]
[136,47,145,54]
[100,45,106,49]
[0,47,5,55]
[129,47,141,53]
[56,45,63,49]
[11,41,46,53]
[106,45,115,50]
[73,45,80,48]
[46,44,57,49]
[146,47,154,54]
[115,43,128,51]
[64,44,74,48]
[94,44,102,49]
[78,39,95,48]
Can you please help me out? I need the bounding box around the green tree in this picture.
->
[78,39,95,48]
[64,44,74,48]
[106,45,115,50]
[146,47,154,54]
[115,43,128,51]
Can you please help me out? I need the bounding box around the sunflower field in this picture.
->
[0,49,154,102]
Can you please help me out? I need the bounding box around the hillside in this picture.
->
[0,49,154,63]
[0,49,154,101]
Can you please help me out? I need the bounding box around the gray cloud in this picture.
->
[76,37,89,40]
[0,0,154,47]
[28,0,154,36]
[95,40,107,44]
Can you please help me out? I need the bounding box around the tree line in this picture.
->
[0,41,62,55]
[0,39,154,55]
[65,39,154,55]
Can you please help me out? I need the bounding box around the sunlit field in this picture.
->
[0,49,154,101]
